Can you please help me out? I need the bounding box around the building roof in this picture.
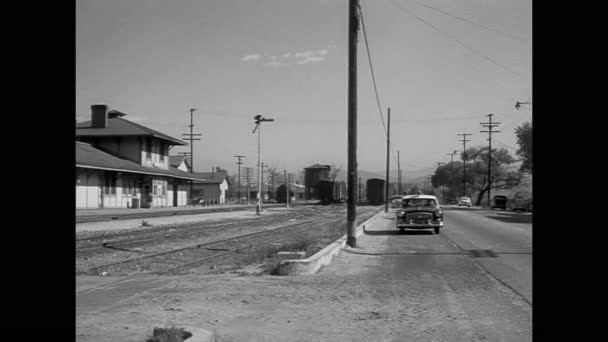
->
[191,171,230,185]
[76,142,205,181]
[76,117,186,146]
[304,164,331,169]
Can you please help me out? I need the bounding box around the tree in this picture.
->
[431,146,524,206]
[329,164,342,182]
[515,121,532,173]
[264,165,282,200]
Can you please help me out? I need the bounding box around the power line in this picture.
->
[389,0,522,79]
[358,3,387,136]
[404,0,529,44]
[359,3,399,166]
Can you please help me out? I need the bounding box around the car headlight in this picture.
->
[398,211,405,216]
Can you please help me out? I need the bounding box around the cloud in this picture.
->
[245,48,330,67]
[297,56,324,64]
[295,49,328,58]
[241,54,261,62]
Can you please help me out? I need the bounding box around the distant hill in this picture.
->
[332,167,434,186]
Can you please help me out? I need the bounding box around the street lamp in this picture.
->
[252,114,274,215]
[515,101,532,110]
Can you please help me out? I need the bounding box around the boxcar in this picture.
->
[275,184,294,203]
[366,178,385,205]
[492,195,508,210]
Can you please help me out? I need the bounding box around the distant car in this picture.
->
[458,197,472,207]
[390,195,405,209]
[395,194,444,234]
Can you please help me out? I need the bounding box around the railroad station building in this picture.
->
[76,104,208,209]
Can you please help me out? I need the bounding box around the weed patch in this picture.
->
[145,326,192,342]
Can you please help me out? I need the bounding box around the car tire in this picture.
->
[434,227,440,234]
[400,228,405,234]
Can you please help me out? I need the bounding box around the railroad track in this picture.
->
[76,208,334,253]
[84,217,328,276]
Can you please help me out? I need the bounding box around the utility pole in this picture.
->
[284,169,290,208]
[346,0,360,248]
[234,155,244,204]
[182,108,202,205]
[447,151,457,202]
[397,150,401,194]
[480,114,501,207]
[244,167,253,204]
[384,107,391,213]
[457,134,472,197]
[436,162,445,204]
[252,115,274,215]
[261,162,266,203]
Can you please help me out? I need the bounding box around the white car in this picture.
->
[458,197,472,207]
[395,194,444,234]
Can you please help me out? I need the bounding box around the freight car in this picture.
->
[366,178,385,205]
[318,181,346,204]
[275,184,294,203]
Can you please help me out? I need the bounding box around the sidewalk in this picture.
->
[76,211,531,342]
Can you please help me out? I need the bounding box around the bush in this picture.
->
[145,327,192,342]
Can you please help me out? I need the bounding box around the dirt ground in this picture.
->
[76,210,531,342]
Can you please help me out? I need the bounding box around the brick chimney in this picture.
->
[91,104,108,128]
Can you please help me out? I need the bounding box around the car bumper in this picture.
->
[396,221,443,229]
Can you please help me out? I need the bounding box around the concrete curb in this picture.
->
[278,209,384,275]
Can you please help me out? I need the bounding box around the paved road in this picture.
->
[441,206,532,304]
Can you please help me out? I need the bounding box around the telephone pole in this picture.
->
[243,167,253,204]
[397,150,401,194]
[384,107,391,213]
[436,162,445,204]
[182,108,202,205]
[261,162,266,203]
[447,150,458,202]
[234,155,244,204]
[284,169,290,208]
[346,0,360,247]
[457,133,472,197]
[480,114,501,207]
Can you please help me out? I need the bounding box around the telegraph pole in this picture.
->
[244,167,253,204]
[447,151,457,202]
[436,162,445,204]
[397,150,401,194]
[457,134,472,197]
[480,114,501,207]
[261,162,266,203]
[284,169,290,208]
[182,108,202,205]
[346,0,360,247]
[234,155,244,204]
[384,107,391,213]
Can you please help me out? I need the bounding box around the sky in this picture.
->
[76,0,532,179]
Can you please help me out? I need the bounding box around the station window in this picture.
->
[104,173,117,195]
[146,138,152,159]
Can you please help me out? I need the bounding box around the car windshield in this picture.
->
[403,198,437,207]
[460,197,470,201]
